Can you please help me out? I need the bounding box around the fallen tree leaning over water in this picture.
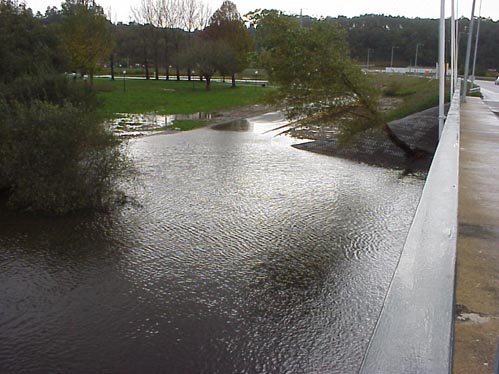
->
[254,11,430,159]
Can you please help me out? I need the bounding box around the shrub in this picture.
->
[0,0,132,215]
[0,97,132,214]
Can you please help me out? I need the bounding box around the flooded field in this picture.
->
[0,112,424,373]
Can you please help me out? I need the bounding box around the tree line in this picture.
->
[2,0,497,214]
[330,14,499,74]
[35,3,499,82]
[38,0,254,90]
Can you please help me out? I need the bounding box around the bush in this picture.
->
[0,1,132,215]
[0,97,132,215]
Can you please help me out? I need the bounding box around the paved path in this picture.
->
[454,95,499,374]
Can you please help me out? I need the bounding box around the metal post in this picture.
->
[462,0,477,102]
[415,43,423,68]
[390,46,397,68]
[455,2,460,92]
[450,0,456,98]
[494,336,499,374]
[471,0,482,86]
[438,0,445,138]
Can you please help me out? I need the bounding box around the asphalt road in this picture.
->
[476,79,499,114]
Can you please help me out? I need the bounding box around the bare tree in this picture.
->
[180,0,210,32]
[131,0,162,79]
[179,0,211,80]
[158,0,181,79]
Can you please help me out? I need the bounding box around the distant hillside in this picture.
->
[326,14,499,74]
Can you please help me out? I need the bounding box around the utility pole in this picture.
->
[390,46,397,68]
[462,0,477,102]
[471,0,483,86]
[450,0,456,98]
[438,0,445,138]
[366,48,373,69]
[415,43,423,68]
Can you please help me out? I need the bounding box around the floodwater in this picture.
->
[111,112,212,136]
[0,112,424,373]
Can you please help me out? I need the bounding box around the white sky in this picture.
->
[26,0,499,23]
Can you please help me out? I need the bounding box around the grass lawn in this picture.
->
[371,74,447,122]
[94,78,268,116]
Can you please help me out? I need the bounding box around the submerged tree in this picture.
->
[256,12,418,157]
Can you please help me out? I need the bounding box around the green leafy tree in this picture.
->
[0,0,63,83]
[203,1,254,87]
[257,12,418,156]
[189,37,225,90]
[258,14,379,136]
[0,0,131,214]
[60,0,114,85]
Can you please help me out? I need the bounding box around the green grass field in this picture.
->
[95,78,268,116]
[95,75,445,134]
[371,74,446,122]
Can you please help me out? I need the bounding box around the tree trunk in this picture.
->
[383,123,417,158]
[163,32,169,80]
[110,54,114,81]
[145,58,150,80]
[176,66,180,81]
[187,67,191,81]
[231,73,236,88]
[205,76,211,91]
[153,31,159,80]
[154,46,159,80]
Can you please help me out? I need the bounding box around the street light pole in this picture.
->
[415,43,423,68]
[462,0,477,102]
[390,46,397,68]
[451,0,456,97]
[471,0,483,86]
[438,0,445,138]
[366,48,373,69]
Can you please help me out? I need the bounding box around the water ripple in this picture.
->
[0,114,424,373]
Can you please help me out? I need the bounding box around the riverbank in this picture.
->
[119,100,442,173]
[291,105,444,172]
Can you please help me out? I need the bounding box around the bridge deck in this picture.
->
[454,97,499,374]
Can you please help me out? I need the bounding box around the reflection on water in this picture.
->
[111,112,212,136]
[0,112,424,373]
[212,119,250,131]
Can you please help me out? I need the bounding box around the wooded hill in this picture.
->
[328,14,499,74]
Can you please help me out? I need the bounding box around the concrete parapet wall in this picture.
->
[359,89,461,373]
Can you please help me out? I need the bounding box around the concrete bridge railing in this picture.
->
[359,87,461,373]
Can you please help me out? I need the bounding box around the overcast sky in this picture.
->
[26,0,499,23]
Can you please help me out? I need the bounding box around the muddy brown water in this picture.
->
[0,112,425,373]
